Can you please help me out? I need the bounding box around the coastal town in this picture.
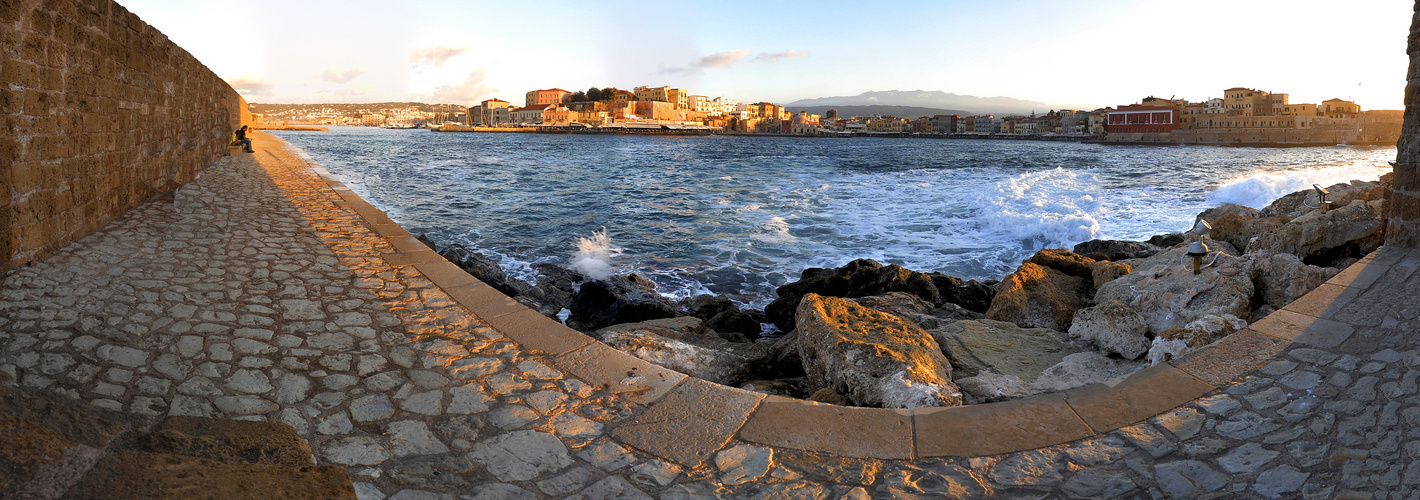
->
[251,84,1404,145]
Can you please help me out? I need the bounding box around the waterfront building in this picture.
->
[525,89,571,107]
[512,104,552,124]
[1323,98,1361,118]
[1106,105,1180,134]
[714,97,741,116]
[790,111,820,134]
[543,105,573,125]
[931,114,958,133]
[973,115,1001,134]
[1224,87,1271,116]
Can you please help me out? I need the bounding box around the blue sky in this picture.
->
[121,0,1412,111]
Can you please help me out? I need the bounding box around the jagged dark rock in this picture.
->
[928,273,999,314]
[566,274,683,332]
[764,259,939,333]
[438,244,522,297]
[1146,233,1186,248]
[1071,239,1162,262]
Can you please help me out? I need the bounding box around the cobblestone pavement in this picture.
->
[3,132,1420,499]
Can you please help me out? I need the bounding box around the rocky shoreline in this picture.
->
[419,174,1391,410]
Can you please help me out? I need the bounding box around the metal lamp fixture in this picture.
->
[1181,219,1215,275]
[1303,184,1331,213]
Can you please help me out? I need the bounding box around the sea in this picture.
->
[270,126,1397,310]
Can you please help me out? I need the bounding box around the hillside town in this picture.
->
[246,85,1402,145]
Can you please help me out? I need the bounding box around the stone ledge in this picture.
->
[739,397,913,459]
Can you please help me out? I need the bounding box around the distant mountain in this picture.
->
[788,105,971,119]
[249,102,467,113]
[787,90,1068,116]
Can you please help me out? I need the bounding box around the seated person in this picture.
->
[233,125,254,153]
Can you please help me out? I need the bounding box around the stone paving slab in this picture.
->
[4,132,1420,498]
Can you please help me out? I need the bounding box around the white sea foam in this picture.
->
[1207,163,1386,209]
[752,216,796,244]
[974,167,1104,250]
[569,228,621,280]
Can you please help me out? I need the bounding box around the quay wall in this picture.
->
[1,0,247,271]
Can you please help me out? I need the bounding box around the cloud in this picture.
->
[430,70,496,105]
[659,49,805,74]
[409,46,469,67]
[225,76,272,96]
[320,69,364,84]
[660,49,751,75]
[756,50,807,62]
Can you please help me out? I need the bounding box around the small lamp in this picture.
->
[1183,219,1212,275]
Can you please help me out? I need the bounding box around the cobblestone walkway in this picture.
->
[2,132,1419,499]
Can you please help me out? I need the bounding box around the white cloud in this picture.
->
[660,49,751,75]
[429,70,496,105]
[225,75,272,96]
[756,50,807,62]
[320,68,365,84]
[409,46,469,67]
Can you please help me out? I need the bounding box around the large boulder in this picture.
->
[1072,239,1162,262]
[1249,200,1385,264]
[1093,244,1255,336]
[1147,314,1247,364]
[985,263,1093,331]
[795,294,961,408]
[1207,213,1292,253]
[928,274,998,313]
[509,264,584,319]
[1067,301,1151,360]
[1092,262,1132,288]
[928,319,1079,381]
[1026,249,1097,279]
[566,274,682,332]
[1250,252,1339,310]
[596,317,764,385]
[849,292,981,331]
[1196,203,1260,222]
[765,259,939,332]
[686,295,762,341]
[1259,180,1387,218]
[955,352,1147,404]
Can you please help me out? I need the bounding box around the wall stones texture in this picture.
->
[1392,0,1420,246]
[1,0,247,271]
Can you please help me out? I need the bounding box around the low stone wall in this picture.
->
[1104,127,1382,146]
[1,0,247,271]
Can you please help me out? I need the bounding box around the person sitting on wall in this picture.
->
[233,125,254,153]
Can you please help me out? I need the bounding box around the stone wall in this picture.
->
[1,0,247,271]
[1104,125,1382,146]
[1392,0,1420,247]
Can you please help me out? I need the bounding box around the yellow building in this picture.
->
[524,89,571,107]
[1322,98,1360,118]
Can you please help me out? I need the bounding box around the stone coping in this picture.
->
[300,147,1384,465]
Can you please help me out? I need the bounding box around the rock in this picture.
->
[1094,244,1255,335]
[1259,179,1387,218]
[1251,252,1339,309]
[716,445,773,486]
[795,294,961,408]
[1073,239,1163,262]
[928,273,999,313]
[1147,232,1186,248]
[415,233,439,251]
[705,310,761,341]
[566,274,682,332]
[985,263,1093,331]
[1148,314,1247,364]
[955,371,1027,404]
[930,319,1078,381]
[1068,301,1152,360]
[1027,352,1147,394]
[738,378,808,399]
[686,295,736,321]
[440,244,523,297]
[808,387,848,405]
[765,259,940,332]
[1091,262,1132,288]
[1197,203,1260,222]
[849,292,980,331]
[595,317,764,385]
[1251,199,1383,265]
[751,332,805,381]
[1208,213,1292,253]
[1026,249,1097,279]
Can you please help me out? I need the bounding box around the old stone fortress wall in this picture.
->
[3,0,248,272]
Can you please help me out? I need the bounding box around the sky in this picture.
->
[120,0,1413,111]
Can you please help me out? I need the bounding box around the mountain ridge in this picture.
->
[786,90,1074,116]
